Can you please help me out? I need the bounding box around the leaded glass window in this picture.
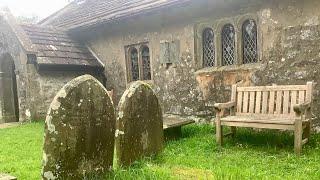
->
[202,28,215,67]
[130,48,139,81]
[141,46,151,80]
[242,19,258,64]
[222,24,236,66]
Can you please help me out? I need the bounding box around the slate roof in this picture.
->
[20,24,103,70]
[39,0,192,30]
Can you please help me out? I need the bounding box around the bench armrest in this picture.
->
[214,101,236,112]
[293,102,311,115]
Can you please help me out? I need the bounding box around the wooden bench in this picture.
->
[214,82,313,155]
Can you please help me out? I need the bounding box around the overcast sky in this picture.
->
[0,0,70,19]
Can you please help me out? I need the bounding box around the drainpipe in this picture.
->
[0,72,3,122]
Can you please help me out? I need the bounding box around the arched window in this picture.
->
[221,24,236,66]
[202,28,215,67]
[141,46,151,80]
[129,48,139,81]
[242,19,258,64]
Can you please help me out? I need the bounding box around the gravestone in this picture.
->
[42,75,116,179]
[116,81,163,166]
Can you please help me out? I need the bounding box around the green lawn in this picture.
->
[1,122,320,179]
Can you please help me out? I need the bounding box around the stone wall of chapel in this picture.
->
[85,0,320,124]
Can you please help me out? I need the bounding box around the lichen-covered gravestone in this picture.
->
[42,75,116,179]
[116,81,163,166]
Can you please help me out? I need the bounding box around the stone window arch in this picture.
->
[221,24,236,66]
[129,47,139,81]
[242,19,258,64]
[202,28,215,67]
[141,45,151,80]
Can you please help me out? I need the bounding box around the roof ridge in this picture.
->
[38,1,75,26]
[38,0,193,30]
[55,0,161,28]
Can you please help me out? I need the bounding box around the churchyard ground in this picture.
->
[1,122,320,179]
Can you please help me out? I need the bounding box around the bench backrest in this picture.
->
[232,82,313,116]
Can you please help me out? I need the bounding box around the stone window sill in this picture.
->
[194,63,265,75]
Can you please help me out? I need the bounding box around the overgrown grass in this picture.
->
[0,122,43,179]
[1,122,320,179]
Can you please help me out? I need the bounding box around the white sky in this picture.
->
[0,0,70,19]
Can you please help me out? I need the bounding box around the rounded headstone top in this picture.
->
[118,81,154,105]
[48,74,112,112]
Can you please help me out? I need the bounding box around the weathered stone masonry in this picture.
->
[0,13,28,122]
[74,0,320,125]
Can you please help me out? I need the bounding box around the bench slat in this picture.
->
[269,91,275,114]
[237,92,243,113]
[249,92,255,113]
[237,85,307,92]
[255,91,261,113]
[221,115,295,125]
[243,92,249,113]
[276,91,283,114]
[283,91,290,114]
[262,91,268,113]
[221,121,294,130]
[290,91,297,115]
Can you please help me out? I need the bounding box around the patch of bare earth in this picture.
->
[172,166,214,179]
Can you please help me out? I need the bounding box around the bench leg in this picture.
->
[294,120,303,155]
[216,121,223,146]
[231,127,236,138]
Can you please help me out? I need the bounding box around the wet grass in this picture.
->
[0,122,43,179]
[1,122,320,179]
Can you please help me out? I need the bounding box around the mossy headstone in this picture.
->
[42,75,116,179]
[116,81,163,166]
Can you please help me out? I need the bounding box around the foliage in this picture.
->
[1,123,320,179]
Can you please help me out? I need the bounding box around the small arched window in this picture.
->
[129,47,139,81]
[141,46,151,80]
[202,28,215,67]
[242,19,258,64]
[221,24,236,66]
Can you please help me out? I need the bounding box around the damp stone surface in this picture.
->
[42,75,116,179]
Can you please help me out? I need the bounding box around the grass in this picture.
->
[1,122,320,179]
[0,123,43,179]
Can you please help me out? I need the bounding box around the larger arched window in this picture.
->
[242,19,258,64]
[221,24,236,66]
[202,28,215,67]
[129,47,139,81]
[141,45,151,80]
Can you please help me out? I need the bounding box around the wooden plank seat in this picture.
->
[214,82,314,155]
[222,115,296,125]
[163,114,195,140]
